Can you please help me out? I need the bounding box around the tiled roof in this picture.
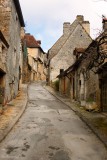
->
[23,34,40,48]
[22,33,45,53]
[74,48,86,53]
[73,48,86,59]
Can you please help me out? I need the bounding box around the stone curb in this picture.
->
[44,85,107,149]
[0,84,28,143]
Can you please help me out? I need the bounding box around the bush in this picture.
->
[52,80,59,91]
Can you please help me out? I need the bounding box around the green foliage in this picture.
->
[52,80,59,91]
[86,97,94,102]
[86,92,96,102]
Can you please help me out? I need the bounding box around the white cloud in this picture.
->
[19,0,107,51]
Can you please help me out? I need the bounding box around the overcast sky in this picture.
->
[19,0,107,52]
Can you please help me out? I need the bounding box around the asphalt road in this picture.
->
[0,82,107,160]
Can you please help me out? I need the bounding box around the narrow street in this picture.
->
[0,82,107,160]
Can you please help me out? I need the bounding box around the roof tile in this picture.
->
[23,34,40,48]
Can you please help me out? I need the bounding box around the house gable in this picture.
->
[48,15,91,61]
[48,19,80,60]
[50,23,92,81]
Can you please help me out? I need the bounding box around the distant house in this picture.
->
[0,0,25,104]
[22,33,46,82]
[47,15,92,85]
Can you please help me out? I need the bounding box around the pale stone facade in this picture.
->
[28,55,37,81]
[0,0,25,104]
[57,47,99,111]
[47,15,92,84]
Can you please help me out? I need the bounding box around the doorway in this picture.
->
[101,77,107,111]
[0,71,5,105]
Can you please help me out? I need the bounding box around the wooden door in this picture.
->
[0,87,4,104]
[101,78,107,111]
[0,73,5,105]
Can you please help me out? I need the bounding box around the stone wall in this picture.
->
[0,0,22,103]
[0,38,7,73]
[28,48,38,58]
[49,23,92,82]
[27,48,46,81]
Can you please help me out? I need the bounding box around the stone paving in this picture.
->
[0,82,107,152]
[0,84,27,142]
[0,82,106,160]
[44,85,107,148]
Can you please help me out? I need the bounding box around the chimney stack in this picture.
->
[76,15,90,35]
[82,21,90,35]
[76,15,84,22]
[37,40,41,45]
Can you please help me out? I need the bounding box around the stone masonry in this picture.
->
[0,0,24,104]
[48,15,92,84]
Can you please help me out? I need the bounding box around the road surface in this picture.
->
[0,82,107,160]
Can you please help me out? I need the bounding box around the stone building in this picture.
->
[96,18,107,111]
[57,43,99,110]
[57,18,107,112]
[0,31,9,106]
[47,15,92,85]
[22,33,46,82]
[0,0,25,104]
[20,29,31,83]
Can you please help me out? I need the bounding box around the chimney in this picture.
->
[76,15,90,35]
[37,40,41,45]
[82,21,90,35]
[102,18,107,31]
[60,69,64,75]
[26,33,30,35]
[63,22,70,35]
[76,15,84,22]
